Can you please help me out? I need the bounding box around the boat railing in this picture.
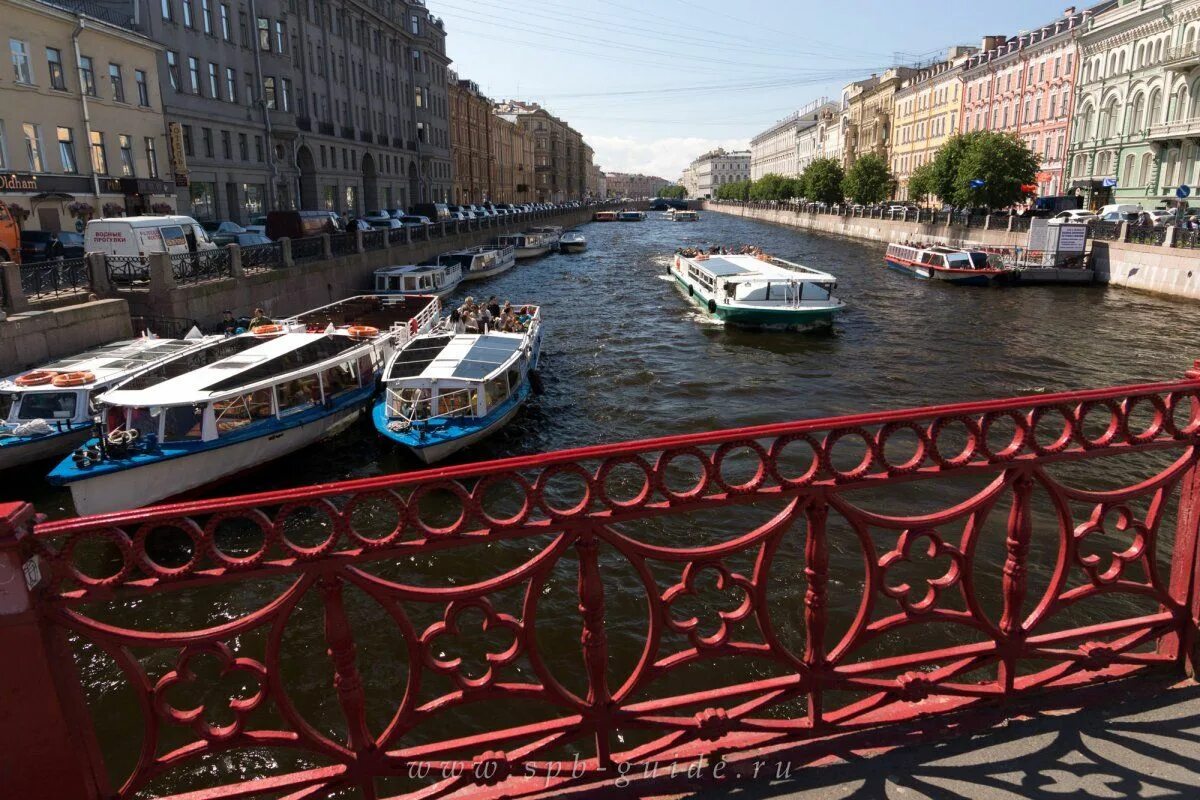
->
[385,385,477,425]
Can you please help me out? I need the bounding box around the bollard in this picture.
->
[354,228,365,254]
[1,261,29,312]
[148,252,175,299]
[1165,226,1177,248]
[1119,222,1130,242]
[984,215,993,231]
[228,243,244,278]
[87,253,112,296]
[280,236,294,268]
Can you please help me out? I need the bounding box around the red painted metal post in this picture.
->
[576,529,612,768]
[1163,364,1200,672]
[0,503,106,799]
[998,470,1034,694]
[803,498,829,729]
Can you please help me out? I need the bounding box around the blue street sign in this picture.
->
[969,179,986,189]
[74,219,84,233]
[1102,177,1118,188]
[1178,185,1192,199]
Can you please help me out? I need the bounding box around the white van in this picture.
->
[1097,203,1142,222]
[84,215,217,257]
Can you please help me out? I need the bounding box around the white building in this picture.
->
[749,99,838,179]
[685,148,751,197]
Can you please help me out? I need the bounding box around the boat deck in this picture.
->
[284,295,435,330]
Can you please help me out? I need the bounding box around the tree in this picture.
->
[714,180,750,201]
[929,133,973,205]
[657,185,686,199]
[926,131,1040,210]
[800,158,845,205]
[842,153,896,204]
[749,173,792,201]
[906,162,938,206]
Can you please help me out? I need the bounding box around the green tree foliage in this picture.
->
[928,132,1040,209]
[748,173,803,201]
[657,185,686,199]
[906,162,938,206]
[715,180,751,201]
[799,158,845,205]
[841,153,896,204]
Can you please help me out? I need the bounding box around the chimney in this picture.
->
[1064,6,1075,16]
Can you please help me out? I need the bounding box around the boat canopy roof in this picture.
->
[681,254,836,283]
[101,331,368,407]
[386,332,525,384]
[281,294,435,330]
[1,337,208,393]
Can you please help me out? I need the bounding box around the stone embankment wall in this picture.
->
[703,201,1200,301]
[0,299,132,375]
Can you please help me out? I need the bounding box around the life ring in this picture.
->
[51,371,95,387]
[348,325,379,340]
[15,370,57,387]
[708,299,717,313]
[251,324,285,336]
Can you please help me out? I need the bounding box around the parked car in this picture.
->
[19,230,86,262]
[365,216,403,229]
[1049,209,1098,225]
[212,232,273,247]
[411,203,450,222]
[344,218,372,232]
[399,215,431,228]
[1144,209,1177,227]
[265,210,343,240]
[200,221,246,236]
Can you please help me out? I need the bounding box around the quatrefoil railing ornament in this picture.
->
[152,642,268,743]
[1073,504,1148,585]
[420,599,523,691]
[880,527,964,615]
[663,561,755,649]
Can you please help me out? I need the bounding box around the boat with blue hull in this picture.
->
[373,307,543,464]
[884,243,1014,286]
[0,335,213,473]
[48,295,440,515]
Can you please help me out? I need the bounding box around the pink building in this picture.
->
[959,8,1094,198]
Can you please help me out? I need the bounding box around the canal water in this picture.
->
[29,212,1200,796]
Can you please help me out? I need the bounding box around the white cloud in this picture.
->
[588,135,750,181]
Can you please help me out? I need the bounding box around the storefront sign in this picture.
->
[0,173,38,191]
[0,172,92,194]
[101,178,176,196]
[168,122,189,187]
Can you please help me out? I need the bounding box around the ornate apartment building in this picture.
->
[447,73,540,204]
[748,98,836,180]
[892,48,976,200]
[0,0,173,233]
[603,172,669,197]
[494,100,591,202]
[842,68,915,169]
[684,147,750,198]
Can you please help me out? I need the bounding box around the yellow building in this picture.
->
[0,0,172,232]
[892,48,977,201]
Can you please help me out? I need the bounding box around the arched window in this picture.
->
[1157,39,1165,62]
[1124,153,1135,181]
[1149,89,1163,126]
[1104,97,1122,138]
[1175,85,1190,121]
[1140,152,1153,186]
[1131,92,1146,131]
[1136,44,1145,69]
[1118,51,1125,74]
[1076,103,1094,142]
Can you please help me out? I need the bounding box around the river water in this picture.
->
[24,211,1200,796]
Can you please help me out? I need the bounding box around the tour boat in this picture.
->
[528,225,563,249]
[48,295,440,515]
[617,210,646,221]
[495,232,551,259]
[0,335,214,472]
[373,306,543,464]
[670,251,845,330]
[884,243,1014,286]
[440,244,517,281]
[593,211,618,222]
[374,262,463,298]
[559,229,587,252]
[671,210,700,221]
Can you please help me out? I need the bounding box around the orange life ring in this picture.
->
[348,325,380,340]
[51,371,95,387]
[251,324,285,336]
[15,370,57,387]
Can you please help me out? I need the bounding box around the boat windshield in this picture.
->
[17,391,78,421]
[969,252,992,268]
[945,252,973,269]
[0,392,12,421]
[389,386,478,421]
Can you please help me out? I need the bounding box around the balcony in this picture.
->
[318,121,335,136]
[296,117,312,132]
[341,126,355,141]
[359,130,373,143]
[377,132,389,145]
[1164,40,1200,71]
[1148,117,1200,141]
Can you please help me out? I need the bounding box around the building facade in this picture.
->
[0,0,173,233]
[449,72,489,204]
[495,100,591,202]
[679,163,698,197]
[892,48,975,200]
[587,161,605,198]
[685,147,750,197]
[488,111,534,204]
[604,171,669,197]
[749,98,835,180]
[1066,0,1199,209]
[842,68,914,169]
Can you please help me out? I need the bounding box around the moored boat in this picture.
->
[374,262,463,298]
[528,225,563,249]
[593,211,618,222]
[48,295,440,514]
[559,229,587,252]
[496,231,551,259]
[0,335,215,472]
[373,306,543,464]
[617,209,646,221]
[884,242,1014,286]
[671,210,699,221]
[441,244,517,281]
[670,249,844,330]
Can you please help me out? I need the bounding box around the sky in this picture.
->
[439,0,1070,180]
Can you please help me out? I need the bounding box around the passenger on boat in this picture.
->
[486,296,501,317]
[249,307,272,328]
[449,307,465,333]
[220,310,240,336]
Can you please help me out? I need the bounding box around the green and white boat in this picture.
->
[670,251,844,330]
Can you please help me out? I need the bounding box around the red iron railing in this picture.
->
[4,362,1200,799]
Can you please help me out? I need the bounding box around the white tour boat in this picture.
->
[48,295,440,514]
[495,232,551,259]
[0,335,214,472]
[528,225,563,249]
[444,244,517,281]
[374,262,464,298]
[670,250,845,330]
[671,210,700,221]
[559,229,587,252]
[373,306,543,464]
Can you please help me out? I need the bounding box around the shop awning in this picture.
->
[30,191,75,201]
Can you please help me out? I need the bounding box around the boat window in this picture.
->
[506,366,520,391]
[214,391,272,434]
[484,376,508,410]
[127,407,160,437]
[435,387,477,418]
[945,253,972,268]
[358,354,374,386]
[322,361,357,401]
[391,387,432,419]
[404,276,417,290]
[164,405,205,441]
[969,252,991,268]
[277,376,321,415]
[0,392,12,420]
[18,391,78,420]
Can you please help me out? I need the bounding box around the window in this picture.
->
[46,47,65,89]
[220,3,230,39]
[280,77,291,112]
[188,56,200,94]
[263,76,276,109]
[52,126,78,173]
[166,51,180,91]
[161,0,173,20]
[109,63,124,102]
[0,121,7,169]
[201,127,212,158]
[76,56,95,96]
[18,392,76,420]
[118,134,134,176]
[145,137,159,178]
[23,123,43,171]
[274,20,285,53]
[225,66,236,102]
[221,129,231,159]
[89,130,107,174]
[181,124,192,156]
[182,0,193,27]
[238,133,247,160]
[201,0,212,34]
[254,135,263,161]
[11,39,32,84]
[257,17,270,50]
[207,62,218,98]
[411,13,419,34]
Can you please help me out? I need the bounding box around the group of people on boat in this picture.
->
[448,296,533,334]
[675,245,770,258]
[217,307,273,336]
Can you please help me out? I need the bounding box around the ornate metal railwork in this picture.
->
[16,366,1200,799]
[20,257,91,300]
